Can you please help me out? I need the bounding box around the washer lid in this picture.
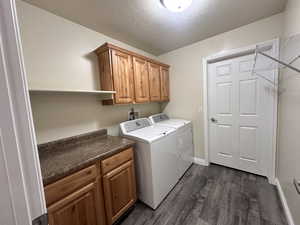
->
[120,118,152,134]
[163,119,190,127]
[149,113,169,123]
[124,125,176,143]
[150,114,191,129]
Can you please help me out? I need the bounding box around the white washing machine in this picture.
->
[120,118,179,209]
[149,113,194,178]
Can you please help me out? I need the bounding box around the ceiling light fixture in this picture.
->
[160,0,193,12]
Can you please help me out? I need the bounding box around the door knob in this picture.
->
[210,118,218,123]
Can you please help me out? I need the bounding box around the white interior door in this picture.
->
[208,51,276,177]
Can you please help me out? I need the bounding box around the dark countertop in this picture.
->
[38,129,135,186]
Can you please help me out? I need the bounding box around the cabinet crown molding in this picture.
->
[95,42,170,68]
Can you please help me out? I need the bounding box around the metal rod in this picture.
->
[254,72,276,85]
[294,179,300,195]
[283,55,300,69]
[252,47,276,85]
[258,51,300,74]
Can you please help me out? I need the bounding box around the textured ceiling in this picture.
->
[22,0,287,55]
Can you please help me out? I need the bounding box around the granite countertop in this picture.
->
[38,129,135,186]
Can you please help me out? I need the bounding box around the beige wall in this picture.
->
[17,1,161,143]
[30,94,160,144]
[18,0,299,222]
[158,14,284,158]
[277,0,300,224]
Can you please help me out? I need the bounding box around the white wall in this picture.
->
[277,0,300,224]
[158,14,284,158]
[17,1,161,143]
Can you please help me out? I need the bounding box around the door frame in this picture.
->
[0,0,46,224]
[202,39,279,184]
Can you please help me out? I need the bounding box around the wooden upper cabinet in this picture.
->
[160,67,170,101]
[111,50,134,104]
[132,57,150,103]
[95,43,170,105]
[148,62,161,102]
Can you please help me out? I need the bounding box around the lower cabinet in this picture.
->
[103,160,137,224]
[48,182,102,225]
[45,147,136,225]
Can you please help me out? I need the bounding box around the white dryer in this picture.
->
[120,118,179,209]
[149,113,194,178]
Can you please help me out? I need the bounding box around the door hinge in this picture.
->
[32,213,48,225]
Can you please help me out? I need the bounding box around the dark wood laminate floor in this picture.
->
[120,164,287,225]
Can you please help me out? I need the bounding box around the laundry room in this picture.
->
[1,0,299,225]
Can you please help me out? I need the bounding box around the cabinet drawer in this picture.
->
[45,165,98,206]
[101,148,133,174]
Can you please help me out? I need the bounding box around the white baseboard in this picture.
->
[275,178,295,225]
[193,157,209,166]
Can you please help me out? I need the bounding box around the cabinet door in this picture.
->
[48,182,104,225]
[148,62,161,101]
[160,67,170,101]
[132,57,150,103]
[98,50,114,91]
[103,160,137,225]
[111,50,134,104]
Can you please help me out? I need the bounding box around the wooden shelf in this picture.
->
[29,88,116,95]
